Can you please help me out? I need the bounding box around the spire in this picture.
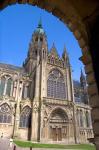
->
[62,45,70,66]
[38,17,42,28]
[62,45,68,59]
[50,42,59,58]
[34,18,44,34]
[80,68,85,79]
[80,68,86,88]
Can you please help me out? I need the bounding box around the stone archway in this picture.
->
[49,108,69,142]
[0,0,99,149]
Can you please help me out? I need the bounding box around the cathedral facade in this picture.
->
[0,21,93,144]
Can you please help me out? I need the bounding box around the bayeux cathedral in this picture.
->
[0,20,93,144]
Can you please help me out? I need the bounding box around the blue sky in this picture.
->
[0,4,84,80]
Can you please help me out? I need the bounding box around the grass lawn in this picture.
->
[14,140,95,150]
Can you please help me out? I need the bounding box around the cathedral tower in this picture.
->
[24,19,48,74]
[0,19,93,144]
[24,20,48,141]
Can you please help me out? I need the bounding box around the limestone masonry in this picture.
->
[0,20,93,144]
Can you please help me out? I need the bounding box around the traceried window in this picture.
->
[20,106,31,128]
[0,76,13,97]
[0,103,12,123]
[47,69,66,99]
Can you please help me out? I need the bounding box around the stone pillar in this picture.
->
[73,105,79,144]
[81,53,99,149]
[31,60,41,141]
[31,101,40,141]
[66,67,73,101]
[13,78,23,138]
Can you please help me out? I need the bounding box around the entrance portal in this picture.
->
[49,108,69,141]
[51,127,62,141]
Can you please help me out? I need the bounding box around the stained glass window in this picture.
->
[47,69,66,99]
[0,103,12,123]
[0,77,6,96]
[20,106,31,128]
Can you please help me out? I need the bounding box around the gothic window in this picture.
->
[0,76,13,97]
[76,110,80,126]
[47,69,66,99]
[0,103,12,123]
[40,37,43,42]
[86,111,90,127]
[80,110,83,127]
[35,50,37,56]
[20,106,31,128]
[0,76,6,96]
[6,78,12,96]
[22,85,30,99]
[35,37,38,42]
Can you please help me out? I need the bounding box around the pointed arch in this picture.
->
[80,110,83,127]
[49,107,69,141]
[0,103,12,123]
[85,111,90,127]
[49,107,69,123]
[20,106,31,128]
[6,78,12,96]
[47,68,66,99]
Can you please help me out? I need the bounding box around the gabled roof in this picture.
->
[49,43,59,58]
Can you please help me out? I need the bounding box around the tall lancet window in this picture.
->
[86,111,90,127]
[0,76,6,96]
[0,76,13,97]
[20,106,31,128]
[0,103,12,123]
[47,69,66,99]
[6,78,12,96]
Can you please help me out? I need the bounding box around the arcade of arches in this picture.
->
[1,0,99,149]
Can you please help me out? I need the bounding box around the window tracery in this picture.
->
[20,106,31,128]
[0,103,12,123]
[47,69,66,99]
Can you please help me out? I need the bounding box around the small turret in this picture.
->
[62,45,70,66]
[49,43,59,58]
[62,45,67,60]
[80,69,86,90]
